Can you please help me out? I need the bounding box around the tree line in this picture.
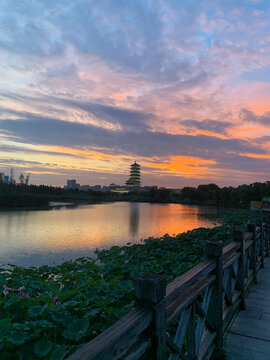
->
[124,182,270,208]
[179,182,270,208]
[1,170,270,209]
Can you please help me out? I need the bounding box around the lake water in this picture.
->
[0,202,224,267]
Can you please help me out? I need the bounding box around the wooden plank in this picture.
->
[229,317,270,341]
[248,282,270,290]
[248,284,270,294]
[223,252,240,270]
[247,293,270,304]
[66,306,152,360]
[125,339,152,360]
[167,338,188,360]
[235,305,262,320]
[225,353,248,360]
[255,230,262,241]
[197,328,216,360]
[166,259,216,306]
[226,344,270,360]
[187,304,196,359]
[234,230,246,309]
[247,224,257,283]
[245,271,256,295]
[170,306,191,359]
[223,268,230,303]
[248,287,270,296]
[245,298,270,309]
[195,286,213,354]
[226,332,270,354]
[166,275,216,323]
[261,312,270,320]
[222,242,241,260]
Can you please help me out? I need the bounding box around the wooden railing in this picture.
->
[67,218,270,360]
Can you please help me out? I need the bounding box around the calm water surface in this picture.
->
[0,202,223,267]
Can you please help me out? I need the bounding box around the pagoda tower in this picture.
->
[126,161,141,187]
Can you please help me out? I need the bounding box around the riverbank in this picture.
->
[2,180,270,210]
[0,192,50,209]
[0,209,264,359]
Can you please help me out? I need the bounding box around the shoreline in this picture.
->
[0,197,247,212]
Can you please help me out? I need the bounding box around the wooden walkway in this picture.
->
[225,257,270,360]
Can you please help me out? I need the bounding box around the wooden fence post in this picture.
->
[135,274,166,360]
[205,241,223,350]
[263,217,269,257]
[247,223,257,283]
[267,217,270,257]
[256,220,264,268]
[234,230,246,310]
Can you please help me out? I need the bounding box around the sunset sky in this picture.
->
[0,0,270,187]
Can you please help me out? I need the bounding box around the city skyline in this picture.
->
[0,1,270,188]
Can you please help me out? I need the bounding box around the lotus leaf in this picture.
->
[34,339,53,358]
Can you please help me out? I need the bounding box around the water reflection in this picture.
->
[0,202,223,267]
[129,203,139,238]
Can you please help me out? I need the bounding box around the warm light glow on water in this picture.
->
[0,202,222,267]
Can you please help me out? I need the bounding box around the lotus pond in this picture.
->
[0,210,264,359]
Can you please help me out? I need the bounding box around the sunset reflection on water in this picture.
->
[0,202,222,267]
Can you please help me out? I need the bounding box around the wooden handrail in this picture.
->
[166,259,216,303]
[67,306,153,360]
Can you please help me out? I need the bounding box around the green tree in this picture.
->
[25,173,30,186]
[19,173,25,185]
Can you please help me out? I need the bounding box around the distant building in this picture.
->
[77,184,102,191]
[80,185,90,191]
[65,179,80,189]
[91,185,102,191]
[67,179,76,189]
[0,172,5,182]
[126,161,141,187]
[101,186,111,192]
[4,176,9,184]
[111,187,130,194]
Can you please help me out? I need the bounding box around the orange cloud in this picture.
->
[228,125,267,138]
[27,170,63,175]
[145,156,216,177]
[249,103,270,115]
[240,153,270,159]
[111,93,127,101]
[179,129,228,139]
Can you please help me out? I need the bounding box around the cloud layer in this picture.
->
[0,0,270,186]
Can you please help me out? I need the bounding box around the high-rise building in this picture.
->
[126,161,141,187]
[66,179,80,189]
